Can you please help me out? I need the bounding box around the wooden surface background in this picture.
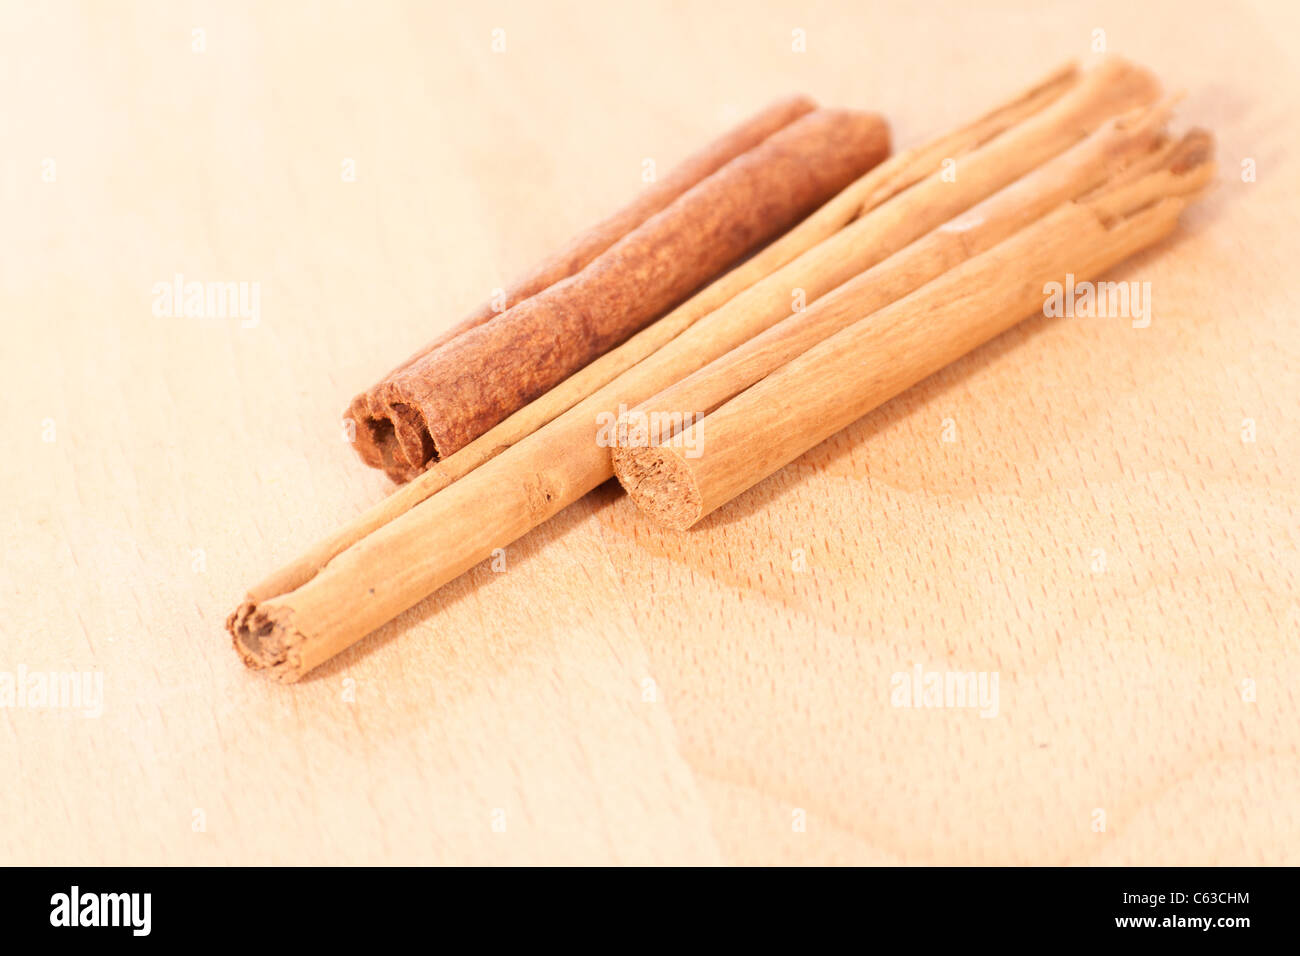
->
[3,0,1297,865]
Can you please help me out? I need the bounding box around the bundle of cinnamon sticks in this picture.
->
[229,58,1215,682]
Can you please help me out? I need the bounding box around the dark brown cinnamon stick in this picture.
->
[375,95,817,383]
[346,107,890,481]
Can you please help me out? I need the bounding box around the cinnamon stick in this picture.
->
[611,134,1216,530]
[231,61,1160,680]
[347,107,891,481]
[616,101,1177,447]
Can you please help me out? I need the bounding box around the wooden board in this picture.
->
[2,0,1297,865]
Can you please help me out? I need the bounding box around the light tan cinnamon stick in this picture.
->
[248,63,1085,604]
[611,134,1216,530]
[231,60,1159,681]
[616,100,1178,447]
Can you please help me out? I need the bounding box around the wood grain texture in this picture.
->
[2,0,1297,865]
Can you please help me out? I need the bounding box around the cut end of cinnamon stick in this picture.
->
[347,389,439,482]
[611,440,703,531]
[228,601,308,683]
[1086,128,1217,223]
